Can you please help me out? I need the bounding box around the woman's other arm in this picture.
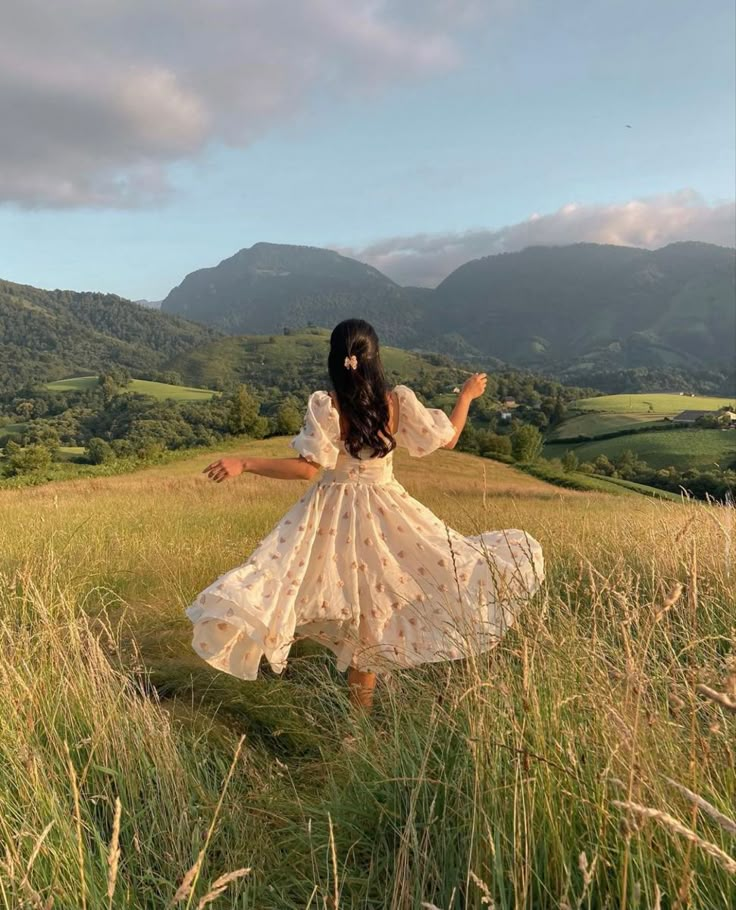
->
[202,454,320,482]
[443,372,487,450]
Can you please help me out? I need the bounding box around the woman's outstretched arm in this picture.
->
[202,454,320,483]
[443,372,487,449]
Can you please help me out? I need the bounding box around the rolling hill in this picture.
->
[546,392,736,440]
[545,427,735,471]
[571,391,736,415]
[160,240,735,381]
[164,327,463,394]
[0,279,221,394]
[161,242,432,345]
[428,241,736,374]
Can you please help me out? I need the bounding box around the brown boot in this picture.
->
[347,667,377,711]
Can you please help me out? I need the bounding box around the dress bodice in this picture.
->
[321,448,396,485]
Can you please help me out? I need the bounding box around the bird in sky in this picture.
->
[625,124,632,128]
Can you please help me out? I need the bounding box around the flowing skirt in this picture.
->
[186,477,544,679]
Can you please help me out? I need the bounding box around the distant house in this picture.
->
[499,411,512,421]
[502,397,517,408]
[673,410,714,423]
[674,409,736,425]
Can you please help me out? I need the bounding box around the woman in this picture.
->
[187,319,544,708]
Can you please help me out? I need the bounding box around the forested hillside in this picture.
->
[159,241,736,388]
[429,242,735,375]
[0,279,220,394]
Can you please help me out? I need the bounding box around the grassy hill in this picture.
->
[0,278,220,394]
[0,442,732,907]
[546,412,661,440]
[546,427,736,470]
[46,375,217,401]
[165,326,463,392]
[573,392,735,416]
[547,392,736,441]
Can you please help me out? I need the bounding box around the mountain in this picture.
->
[160,241,735,379]
[7,241,732,399]
[161,242,431,345]
[429,242,736,375]
[135,298,162,309]
[0,279,221,394]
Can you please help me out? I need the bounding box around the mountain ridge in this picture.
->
[3,240,734,396]
[161,240,735,376]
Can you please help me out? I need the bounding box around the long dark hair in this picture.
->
[328,319,396,459]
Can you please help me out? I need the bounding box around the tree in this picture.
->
[6,443,52,476]
[511,425,543,463]
[592,454,616,476]
[525,409,549,429]
[86,437,115,465]
[25,422,60,453]
[275,400,303,436]
[100,373,119,404]
[227,385,260,435]
[561,450,579,473]
[550,396,566,426]
[14,399,34,420]
[458,424,481,454]
[694,414,720,428]
[3,440,22,458]
[478,431,512,459]
[613,449,643,479]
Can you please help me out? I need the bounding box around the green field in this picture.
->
[0,442,733,907]
[547,411,663,441]
[546,427,736,470]
[573,392,735,416]
[45,375,217,401]
[518,460,684,500]
[547,392,735,442]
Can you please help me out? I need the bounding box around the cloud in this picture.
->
[342,190,736,286]
[0,0,476,208]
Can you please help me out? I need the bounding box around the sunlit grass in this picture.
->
[0,440,734,908]
[573,393,735,416]
[44,375,217,401]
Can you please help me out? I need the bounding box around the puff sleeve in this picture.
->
[393,384,456,457]
[290,390,341,469]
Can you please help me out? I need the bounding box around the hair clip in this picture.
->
[344,354,358,370]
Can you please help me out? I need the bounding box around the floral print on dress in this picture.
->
[186,384,544,679]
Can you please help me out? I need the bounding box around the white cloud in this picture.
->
[342,190,736,286]
[0,0,476,207]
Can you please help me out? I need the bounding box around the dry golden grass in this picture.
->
[0,438,734,908]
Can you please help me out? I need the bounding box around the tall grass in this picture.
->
[0,440,734,907]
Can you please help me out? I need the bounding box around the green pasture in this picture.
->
[45,375,217,401]
[546,428,736,470]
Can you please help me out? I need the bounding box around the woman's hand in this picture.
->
[461,372,487,400]
[203,456,246,483]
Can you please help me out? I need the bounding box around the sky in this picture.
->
[0,0,734,300]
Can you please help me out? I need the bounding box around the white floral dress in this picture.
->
[186,385,544,679]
